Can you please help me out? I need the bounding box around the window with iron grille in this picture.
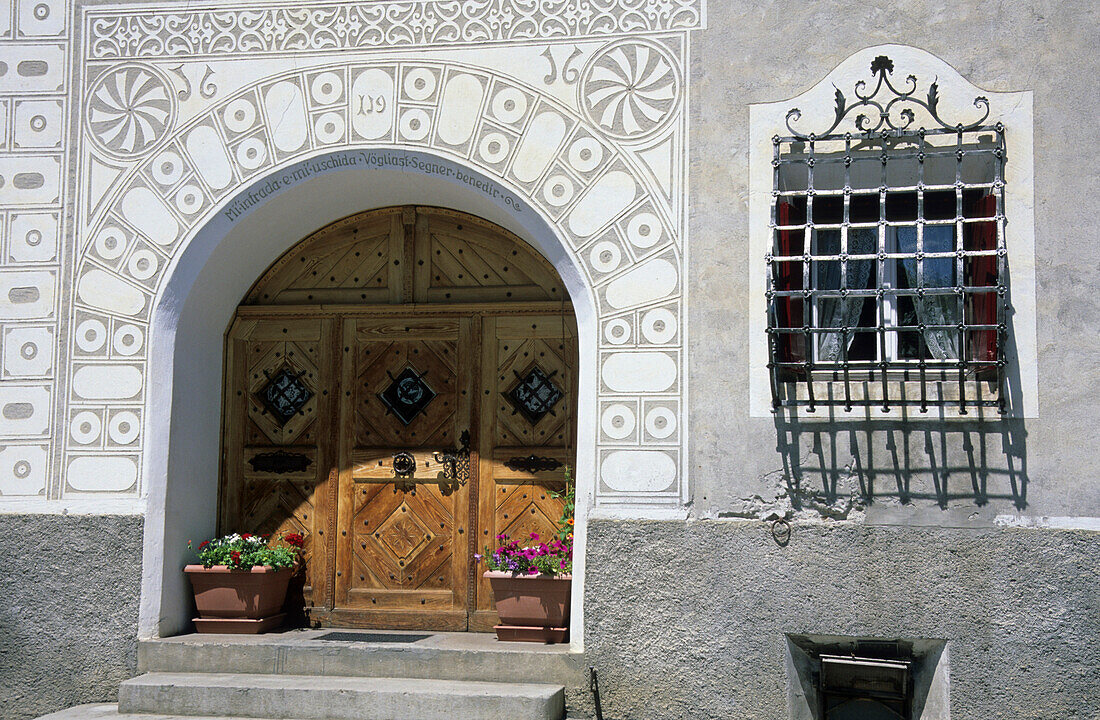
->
[766,55,1007,414]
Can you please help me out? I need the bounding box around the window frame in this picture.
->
[764,57,1009,415]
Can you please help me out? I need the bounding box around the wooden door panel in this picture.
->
[220,317,337,612]
[472,314,576,631]
[334,316,473,629]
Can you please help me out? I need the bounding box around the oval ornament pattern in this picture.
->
[85,63,176,158]
[578,39,681,141]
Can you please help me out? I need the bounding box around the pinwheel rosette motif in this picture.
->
[86,63,177,158]
[579,39,682,141]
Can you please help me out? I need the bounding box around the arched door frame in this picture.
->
[135,149,599,646]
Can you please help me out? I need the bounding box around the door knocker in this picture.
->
[391,451,416,479]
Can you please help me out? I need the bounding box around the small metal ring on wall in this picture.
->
[771,518,792,546]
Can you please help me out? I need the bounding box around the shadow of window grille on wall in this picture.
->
[505,366,564,424]
[258,368,313,425]
[766,55,1008,413]
[378,366,437,426]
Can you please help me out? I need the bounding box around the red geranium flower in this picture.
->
[241,533,252,540]
[284,532,305,548]
[199,540,209,549]
[230,551,241,564]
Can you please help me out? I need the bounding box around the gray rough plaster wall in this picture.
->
[0,514,142,720]
[688,0,1100,518]
[584,518,1100,720]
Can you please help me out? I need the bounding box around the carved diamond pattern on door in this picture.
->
[494,336,572,448]
[220,317,336,612]
[245,340,322,445]
[238,478,316,567]
[350,483,454,594]
[495,483,562,544]
[355,335,458,448]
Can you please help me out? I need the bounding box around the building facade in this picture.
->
[1,1,1098,718]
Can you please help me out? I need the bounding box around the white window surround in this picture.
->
[749,44,1037,418]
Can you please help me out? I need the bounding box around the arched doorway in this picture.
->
[218,206,577,631]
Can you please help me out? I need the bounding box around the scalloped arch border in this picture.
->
[65,56,689,505]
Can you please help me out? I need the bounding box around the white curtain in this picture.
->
[816,228,876,362]
[897,225,960,359]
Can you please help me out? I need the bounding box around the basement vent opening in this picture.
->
[314,631,431,644]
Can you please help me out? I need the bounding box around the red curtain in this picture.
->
[964,194,999,364]
[775,201,805,365]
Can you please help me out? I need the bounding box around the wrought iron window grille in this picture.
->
[766,55,1008,414]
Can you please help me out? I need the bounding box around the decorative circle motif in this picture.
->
[235,138,267,169]
[109,411,141,445]
[645,406,676,439]
[76,319,107,353]
[25,229,42,247]
[223,99,257,133]
[398,108,431,141]
[151,150,184,186]
[174,184,204,215]
[33,3,49,20]
[70,411,102,445]
[113,324,144,356]
[542,174,575,207]
[604,318,632,345]
[94,226,127,260]
[490,87,527,123]
[29,114,47,132]
[641,308,677,344]
[567,137,605,173]
[314,112,345,144]
[310,72,344,105]
[478,132,510,164]
[85,63,176,158]
[403,68,437,101]
[13,459,31,479]
[578,39,681,141]
[589,240,621,273]
[127,249,159,280]
[626,212,664,249]
[396,377,424,404]
[601,403,636,440]
[20,342,38,360]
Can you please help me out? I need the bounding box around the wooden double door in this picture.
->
[219,207,576,630]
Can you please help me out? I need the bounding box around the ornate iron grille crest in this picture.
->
[378,366,437,425]
[785,54,991,139]
[258,368,312,425]
[505,366,564,425]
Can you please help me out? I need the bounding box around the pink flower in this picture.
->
[527,568,539,575]
[528,533,539,541]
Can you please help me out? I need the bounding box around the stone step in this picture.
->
[35,704,592,720]
[34,703,304,720]
[138,631,585,687]
[118,672,565,720]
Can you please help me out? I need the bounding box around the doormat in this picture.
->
[314,631,431,643]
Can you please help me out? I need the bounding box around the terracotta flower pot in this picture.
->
[184,564,293,633]
[484,570,571,643]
